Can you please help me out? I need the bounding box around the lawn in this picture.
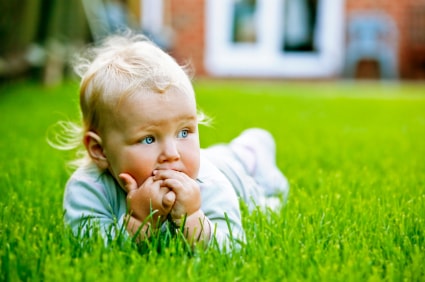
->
[0,79,424,281]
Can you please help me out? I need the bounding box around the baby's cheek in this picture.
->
[187,156,201,180]
[124,168,151,187]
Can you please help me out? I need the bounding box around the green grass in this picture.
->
[0,79,424,281]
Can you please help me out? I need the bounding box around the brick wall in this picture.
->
[169,0,206,76]
[169,0,425,79]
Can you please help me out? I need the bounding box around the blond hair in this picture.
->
[49,32,207,168]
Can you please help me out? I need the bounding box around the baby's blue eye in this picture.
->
[142,136,155,144]
[177,129,189,138]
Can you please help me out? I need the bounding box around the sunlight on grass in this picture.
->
[0,80,424,281]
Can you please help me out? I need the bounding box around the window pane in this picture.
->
[232,0,258,43]
[282,0,318,52]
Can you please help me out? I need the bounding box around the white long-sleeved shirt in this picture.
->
[63,154,244,248]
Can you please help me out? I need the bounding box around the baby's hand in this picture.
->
[153,170,201,225]
[119,173,176,227]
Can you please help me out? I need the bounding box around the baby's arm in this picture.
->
[153,170,212,246]
[119,173,176,239]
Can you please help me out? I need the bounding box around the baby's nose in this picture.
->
[159,140,180,162]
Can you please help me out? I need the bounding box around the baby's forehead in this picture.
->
[124,85,196,104]
[106,87,198,126]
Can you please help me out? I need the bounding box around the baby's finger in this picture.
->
[119,173,138,193]
[160,178,185,193]
[162,191,176,209]
[153,169,186,181]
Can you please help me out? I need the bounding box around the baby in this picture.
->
[58,33,289,249]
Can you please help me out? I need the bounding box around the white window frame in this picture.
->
[205,0,346,78]
[141,0,164,34]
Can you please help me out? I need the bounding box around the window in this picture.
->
[205,0,345,78]
[282,0,318,52]
[232,0,258,43]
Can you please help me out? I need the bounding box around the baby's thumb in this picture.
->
[119,173,137,194]
[162,191,176,209]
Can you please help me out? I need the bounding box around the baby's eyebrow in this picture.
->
[180,114,198,120]
[176,115,198,125]
[136,115,197,131]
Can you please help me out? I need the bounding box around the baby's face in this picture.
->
[100,89,200,188]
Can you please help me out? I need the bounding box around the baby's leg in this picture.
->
[228,128,289,199]
[203,128,289,210]
[202,145,263,211]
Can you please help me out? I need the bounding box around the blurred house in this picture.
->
[135,0,347,79]
[148,0,424,80]
[1,0,425,82]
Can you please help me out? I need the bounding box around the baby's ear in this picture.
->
[84,131,109,170]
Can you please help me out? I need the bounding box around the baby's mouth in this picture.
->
[152,168,182,175]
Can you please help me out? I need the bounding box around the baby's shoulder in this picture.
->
[66,163,119,197]
[68,163,104,184]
